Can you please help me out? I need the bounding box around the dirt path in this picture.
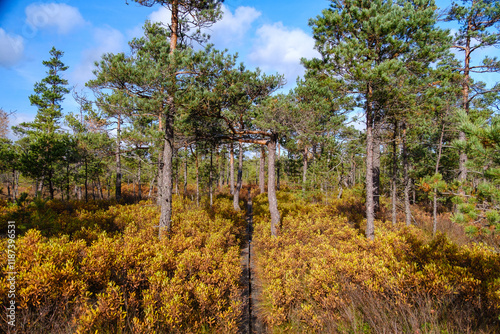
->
[239,196,264,333]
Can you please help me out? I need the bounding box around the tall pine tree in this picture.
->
[14,47,75,199]
[304,0,450,239]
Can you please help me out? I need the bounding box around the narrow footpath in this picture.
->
[239,194,264,333]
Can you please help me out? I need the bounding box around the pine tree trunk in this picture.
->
[277,143,281,191]
[402,123,411,226]
[66,162,70,201]
[184,151,188,196]
[259,145,266,194]
[433,122,445,235]
[174,149,179,196]
[268,135,280,237]
[230,142,235,195]
[13,170,18,201]
[372,132,380,213]
[84,157,88,202]
[391,123,398,226]
[216,145,221,190]
[106,174,111,200]
[224,147,229,186]
[459,36,471,196]
[11,169,17,202]
[209,149,213,207]
[115,114,122,201]
[158,110,174,238]
[233,141,243,211]
[302,147,308,194]
[195,149,200,206]
[97,176,103,200]
[365,84,375,240]
[48,169,55,199]
[350,154,356,188]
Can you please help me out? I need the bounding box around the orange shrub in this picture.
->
[251,192,500,333]
[0,196,245,333]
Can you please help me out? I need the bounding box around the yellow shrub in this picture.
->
[252,195,500,333]
[0,196,245,333]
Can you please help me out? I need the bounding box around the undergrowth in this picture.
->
[252,190,500,333]
[0,195,246,333]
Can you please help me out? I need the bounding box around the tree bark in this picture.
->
[267,135,280,237]
[158,109,174,238]
[402,123,411,226]
[230,142,235,194]
[183,149,188,196]
[115,113,122,201]
[224,147,229,186]
[15,171,19,200]
[48,169,54,199]
[391,122,398,226]
[372,131,380,213]
[106,173,111,200]
[350,153,356,188]
[233,141,243,211]
[276,143,281,191]
[365,84,375,240]
[217,145,222,190]
[302,146,308,194]
[11,169,17,202]
[209,149,213,207]
[173,149,179,196]
[433,122,445,235]
[195,148,200,206]
[259,145,266,194]
[97,175,104,200]
[459,33,471,194]
[84,157,88,202]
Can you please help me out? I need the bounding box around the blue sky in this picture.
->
[0,0,498,137]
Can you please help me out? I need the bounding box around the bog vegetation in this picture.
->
[1,0,500,333]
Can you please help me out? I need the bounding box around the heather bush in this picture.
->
[251,192,500,333]
[0,196,245,333]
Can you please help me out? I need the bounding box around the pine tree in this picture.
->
[14,47,75,199]
[446,0,500,188]
[305,0,450,239]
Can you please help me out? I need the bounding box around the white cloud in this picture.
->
[25,3,86,34]
[0,29,24,67]
[207,5,261,47]
[148,5,260,47]
[71,27,126,87]
[249,22,319,85]
[149,6,172,26]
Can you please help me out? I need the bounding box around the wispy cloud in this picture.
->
[207,5,261,47]
[249,22,319,85]
[0,28,24,68]
[25,3,86,35]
